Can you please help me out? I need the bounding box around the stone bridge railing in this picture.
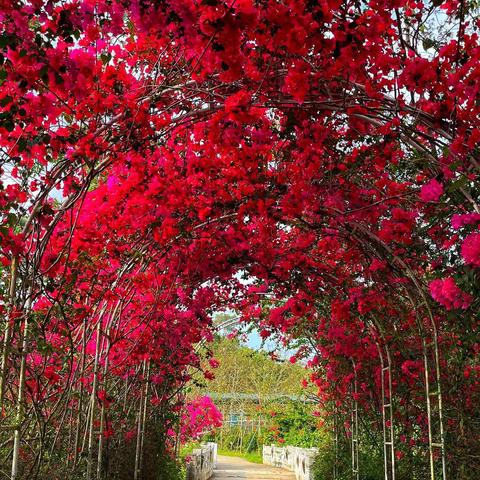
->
[185,442,218,480]
[263,444,318,480]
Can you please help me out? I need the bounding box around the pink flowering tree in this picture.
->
[178,396,223,443]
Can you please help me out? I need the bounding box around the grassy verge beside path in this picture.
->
[217,448,263,464]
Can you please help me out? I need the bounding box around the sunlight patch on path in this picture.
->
[213,455,296,480]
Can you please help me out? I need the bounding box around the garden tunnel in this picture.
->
[0,1,479,480]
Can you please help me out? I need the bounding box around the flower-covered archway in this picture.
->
[0,1,479,479]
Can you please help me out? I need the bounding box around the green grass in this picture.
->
[217,448,263,464]
[180,442,202,457]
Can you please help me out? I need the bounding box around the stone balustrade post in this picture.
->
[185,442,217,480]
[262,444,318,480]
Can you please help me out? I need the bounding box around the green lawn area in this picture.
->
[217,448,263,464]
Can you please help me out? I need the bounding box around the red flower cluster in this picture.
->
[420,179,443,202]
[461,232,480,268]
[429,277,473,310]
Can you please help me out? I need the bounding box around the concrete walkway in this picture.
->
[213,455,296,479]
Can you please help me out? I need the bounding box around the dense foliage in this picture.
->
[193,336,306,396]
[0,0,479,479]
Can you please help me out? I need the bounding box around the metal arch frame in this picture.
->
[374,338,396,480]
[193,314,242,354]
[333,404,339,480]
[404,291,447,480]
[422,332,446,480]
[369,316,396,480]
[350,359,360,480]
[349,211,448,480]
[344,316,397,480]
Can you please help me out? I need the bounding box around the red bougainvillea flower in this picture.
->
[420,179,443,202]
[429,277,473,310]
[451,213,480,230]
[461,232,480,268]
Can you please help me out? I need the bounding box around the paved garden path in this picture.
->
[213,455,296,479]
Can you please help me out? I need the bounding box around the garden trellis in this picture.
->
[0,1,479,479]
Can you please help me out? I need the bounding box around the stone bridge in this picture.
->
[186,443,317,480]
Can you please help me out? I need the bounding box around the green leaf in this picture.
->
[0,69,7,86]
[0,95,12,107]
[422,38,435,50]
[7,213,17,226]
[17,138,27,153]
[0,33,17,49]
[448,176,470,193]
[39,64,49,83]
[100,52,111,65]
[3,119,14,132]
